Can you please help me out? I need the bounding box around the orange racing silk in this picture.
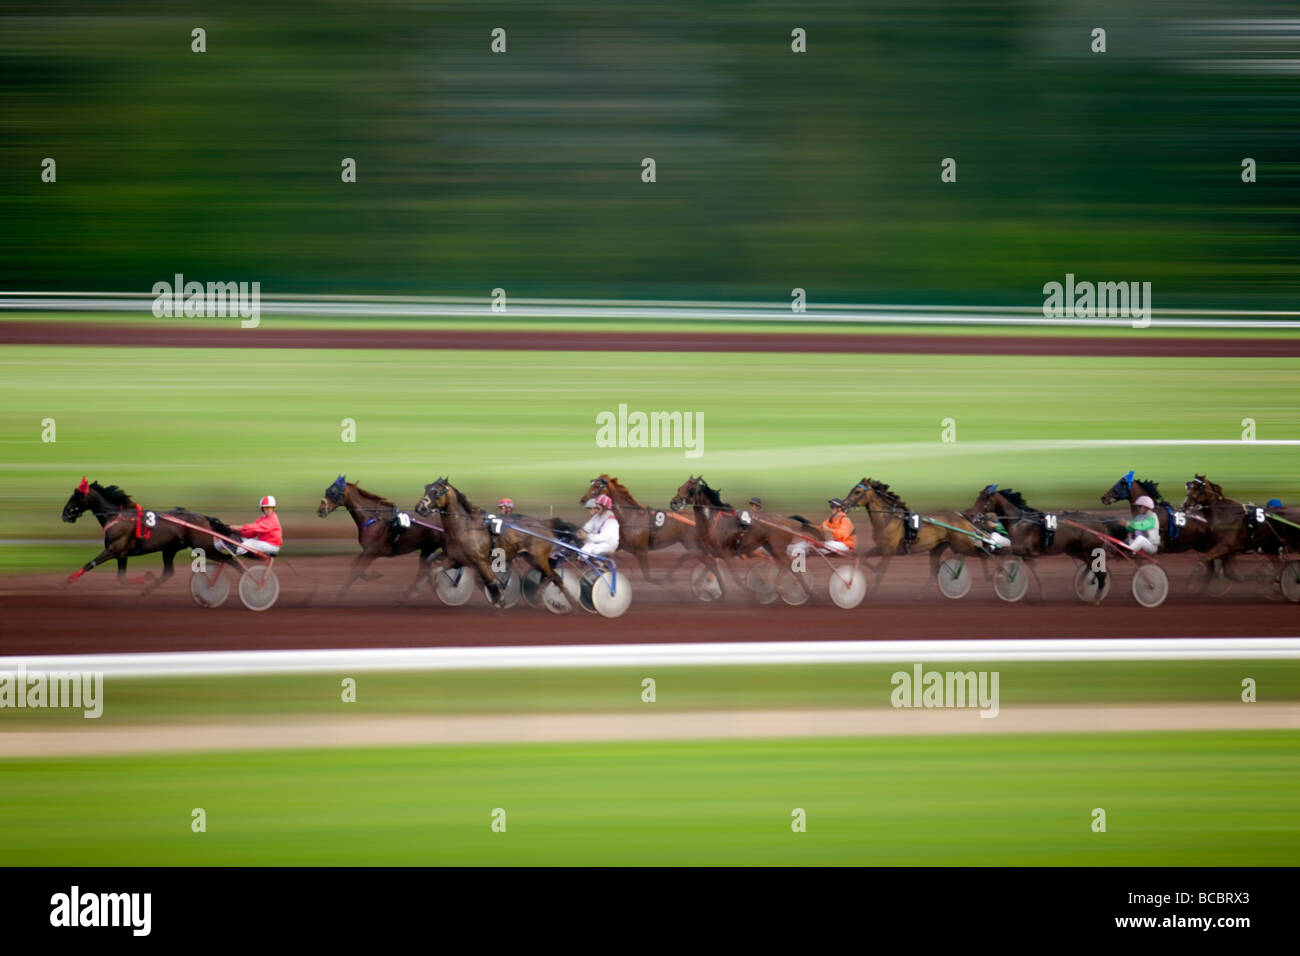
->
[821,512,857,550]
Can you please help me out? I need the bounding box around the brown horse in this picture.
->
[61,476,240,592]
[1100,471,1213,555]
[668,475,757,590]
[580,475,697,580]
[968,484,1126,599]
[318,475,446,597]
[1181,475,1290,580]
[415,478,572,605]
[842,478,992,596]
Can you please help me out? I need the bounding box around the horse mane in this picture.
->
[868,479,907,512]
[1137,478,1169,506]
[999,489,1039,514]
[350,482,396,509]
[90,481,133,506]
[601,475,642,508]
[697,479,729,510]
[451,485,477,515]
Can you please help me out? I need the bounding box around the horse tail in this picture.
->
[206,515,240,540]
[548,517,581,544]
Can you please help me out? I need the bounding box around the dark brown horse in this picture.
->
[318,475,446,597]
[968,484,1126,598]
[842,478,993,596]
[61,476,239,592]
[1181,475,1291,580]
[580,475,697,580]
[1100,471,1213,554]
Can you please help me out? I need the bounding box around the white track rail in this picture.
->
[3,638,1299,678]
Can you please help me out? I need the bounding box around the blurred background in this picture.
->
[2,0,1298,307]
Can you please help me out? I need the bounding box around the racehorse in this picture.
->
[1100,471,1212,554]
[414,477,572,606]
[842,478,994,596]
[580,475,697,580]
[61,476,240,592]
[967,484,1126,599]
[1181,475,1291,580]
[668,475,766,591]
[318,475,446,597]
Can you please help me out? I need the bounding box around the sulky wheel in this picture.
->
[238,565,280,611]
[434,566,476,606]
[482,567,522,609]
[586,569,633,618]
[992,557,1029,603]
[190,565,231,608]
[937,557,972,599]
[1280,561,1300,604]
[1131,564,1169,608]
[827,565,867,609]
[1073,565,1111,604]
[690,563,725,602]
[778,569,811,606]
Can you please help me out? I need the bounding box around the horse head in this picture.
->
[319,474,347,517]
[1101,470,1135,505]
[581,475,609,506]
[61,475,91,523]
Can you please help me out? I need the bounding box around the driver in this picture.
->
[820,498,857,554]
[579,494,620,556]
[497,498,515,515]
[1125,495,1160,555]
[217,494,282,556]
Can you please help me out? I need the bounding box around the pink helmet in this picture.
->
[259,495,277,508]
[596,494,613,510]
[498,498,514,510]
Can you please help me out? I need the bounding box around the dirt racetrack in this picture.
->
[2,552,1294,656]
[4,321,1300,356]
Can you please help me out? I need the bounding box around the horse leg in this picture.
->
[139,548,178,595]
[68,549,117,585]
[340,551,381,597]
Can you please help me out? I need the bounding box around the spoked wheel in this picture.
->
[936,557,972,599]
[1131,564,1169,608]
[778,569,811,606]
[690,563,725,602]
[992,557,1029,603]
[238,565,280,611]
[1073,565,1111,604]
[827,565,867,609]
[482,567,522,609]
[540,577,573,615]
[1279,561,1300,603]
[189,564,231,608]
[434,566,476,606]
[584,569,633,618]
[744,565,779,605]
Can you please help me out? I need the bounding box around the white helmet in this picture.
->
[1134,495,1154,510]
[259,495,277,508]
